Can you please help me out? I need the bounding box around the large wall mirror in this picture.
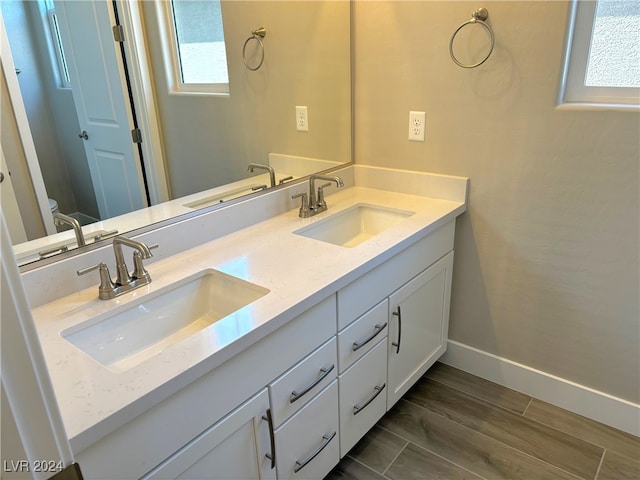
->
[1,0,352,268]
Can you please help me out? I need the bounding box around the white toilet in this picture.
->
[49,198,59,216]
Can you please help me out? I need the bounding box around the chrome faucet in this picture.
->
[53,213,86,247]
[77,236,157,300]
[247,162,276,187]
[293,174,344,218]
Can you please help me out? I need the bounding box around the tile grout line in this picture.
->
[522,397,534,416]
[345,454,394,480]
[381,439,409,476]
[593,449,606,480]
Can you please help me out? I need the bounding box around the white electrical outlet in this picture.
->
[408,111,426,141]
[296,106,309,132]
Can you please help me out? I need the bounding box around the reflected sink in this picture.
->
[294,203,415,248]
[183,185,265,208]
[61,269,269,372]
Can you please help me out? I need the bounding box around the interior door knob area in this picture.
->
[78,131,89,140]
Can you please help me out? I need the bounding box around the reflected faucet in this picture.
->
[53,213,86,247]
[247,163,276,187]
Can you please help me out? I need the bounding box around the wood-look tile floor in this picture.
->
[326,363,640,480]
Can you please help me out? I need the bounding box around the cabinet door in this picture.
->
[387,252,453,408]
[143,389,276,480]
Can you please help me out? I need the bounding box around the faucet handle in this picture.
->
[292,192,310,218]
[132,244,158,281]
[77,263,116,300]
[316,182,332,209]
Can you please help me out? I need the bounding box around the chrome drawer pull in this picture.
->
[261,409,276,469]
[392,306,402,354]
[289,364,335,404]
[293,431,336,473]
[352,322,387,352]
[353,383,386,416]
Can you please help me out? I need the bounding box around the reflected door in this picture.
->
[54,0,146,220]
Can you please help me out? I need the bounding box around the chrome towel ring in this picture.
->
[449,7,495,69]
[243,27,267,71]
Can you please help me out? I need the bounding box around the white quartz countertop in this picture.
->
[31,179,466,452]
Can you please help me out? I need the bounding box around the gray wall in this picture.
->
[354,0,639,403]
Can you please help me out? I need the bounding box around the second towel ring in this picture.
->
[449,8,495,69]
[243,27,267,71]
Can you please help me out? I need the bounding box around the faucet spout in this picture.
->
[53,213,86,247]
[308,174,344,213]
[247,162,276,188]
[112,236,154,285]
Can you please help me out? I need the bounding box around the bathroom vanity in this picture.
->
[26,166,468,479]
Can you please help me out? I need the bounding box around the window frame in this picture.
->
[558,0,639,110]
[155,0,229,96]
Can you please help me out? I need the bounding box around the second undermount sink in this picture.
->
[294,203,415,248]
[61,269,269,372]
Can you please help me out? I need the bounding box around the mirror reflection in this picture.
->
[1,0,351,267]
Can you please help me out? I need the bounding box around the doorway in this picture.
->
[1,0,149,239]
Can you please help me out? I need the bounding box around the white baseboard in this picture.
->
[440,340,640,437]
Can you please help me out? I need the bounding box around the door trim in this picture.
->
[115,0,170,204]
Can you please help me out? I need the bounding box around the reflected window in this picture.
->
[42,0,71,88]
[560,0,639,107]
[161,0,229,94]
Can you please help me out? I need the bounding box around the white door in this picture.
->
[54,0,146,220]
[0,146,27,243]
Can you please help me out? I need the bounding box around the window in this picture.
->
[559,0,639,108]
[41,0,71,88]
[158,0,229,95]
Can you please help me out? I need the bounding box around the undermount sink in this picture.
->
[294,203,415,248]
[61,269,269,372]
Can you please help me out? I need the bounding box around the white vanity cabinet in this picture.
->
[73,220,458,480]
[338,220,455,412]
[75,296,336,480]
[142,389,275,480]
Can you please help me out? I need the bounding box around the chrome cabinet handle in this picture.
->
[262,409,276,469]
[290,364,335,404]
[352,322,387,352]
[293,431,336,473]
[353,383,386,416]
[392,306,402,354]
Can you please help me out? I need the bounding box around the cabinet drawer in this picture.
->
[269,337,337,427]
[275,381,339,480]
[337,300,387,373]
[337,220,454,329]
[338,340,387,457]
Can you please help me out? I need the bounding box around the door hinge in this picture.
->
[112,24,125,43]
[131,128,143,144]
